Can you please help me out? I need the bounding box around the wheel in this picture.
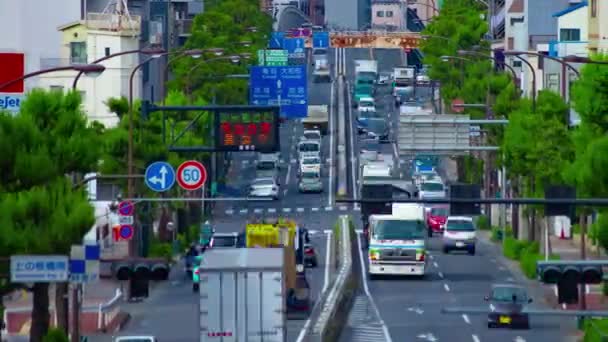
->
[368,273,378,280]
[428,230,433,238]
[311,259,318,268]
[468,248,476,256]
[487,322,496,329]
[192,283,199,292]
[443,247,449,254]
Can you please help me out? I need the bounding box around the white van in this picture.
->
[442,216,476,255]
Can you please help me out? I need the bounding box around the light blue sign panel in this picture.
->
[11,255,69,282]
[283,38,306,65]
[145,161,176,192]
[249,66,308,118]
[0,93,24,113]
[312,32,330,48]
[269,32,285,49]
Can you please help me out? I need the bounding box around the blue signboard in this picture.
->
[249,66,308,118]
[282,38,306,65]
[11,255,69,282]
[269,32,285,49]
[145,161,176,192]
[312,32,330,48]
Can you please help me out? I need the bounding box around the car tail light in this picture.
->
[428,217,437,225]
[418,253,425,261]
[305,247,314,255]
[194,268,200,275]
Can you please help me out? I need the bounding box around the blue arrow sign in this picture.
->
[269,32,285,49]
[283,38,306,65]
[249,66,308,118]
[312,32,329,48]
[144,161,176,192]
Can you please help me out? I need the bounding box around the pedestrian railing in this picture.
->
[96,288,123,331]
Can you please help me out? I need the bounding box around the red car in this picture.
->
[426,206,449,236]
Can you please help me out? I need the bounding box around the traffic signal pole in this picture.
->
[580,215,588,311]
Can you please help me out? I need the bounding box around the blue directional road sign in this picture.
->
[269,32,285,49]
[249,66,308,118]
[283,38,306,65]
[144,161,176,192]
[312,32,330,48]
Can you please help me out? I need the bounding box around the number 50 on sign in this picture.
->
[176,160,207,191]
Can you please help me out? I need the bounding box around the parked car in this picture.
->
[442,216,476,255]
[304,243,318,267]
[210,232,239,248]
[426,205,449,236]
[248,177,280,200]
[486,283,532,329]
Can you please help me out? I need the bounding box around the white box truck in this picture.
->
[302,105,329,135]
[199,248,286,342]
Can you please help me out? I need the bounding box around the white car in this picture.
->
[442,216,476,255]
[419,181,446,199]
[114,336,157,342]
[298,139,321,160]
[378,72,392,85]
[417,74,431,84]
[299,156,322,174]
[357,97,376,112]
[301,129,322,143]
[248,177,280,200]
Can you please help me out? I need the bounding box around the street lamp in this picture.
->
[500,51,537,111]
[162,48,225,101]
[562,55,608,65]
[457,50,518,82]
[0,64,106,92]
[185,55,247,100]
[72,47,165,89]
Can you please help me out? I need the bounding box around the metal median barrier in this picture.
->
[305,215,358,342]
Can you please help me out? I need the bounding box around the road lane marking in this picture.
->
[283,208,291,213]
[268,208,276,213]
[514,337,526,342]
[239,209,248,214]
[462,314,470,324]
[438,271,444,278]
[345,80,359,211]
[254,208,263,214]
[285,162,292,193]
[443,283,450,292]
[328,81,335,207]
[225,209,234,215]
[296,207,305,212]
[472,335,480,342]
[433,262,439,268]
[322,230,332,293]
[325,206,333,211]
[323,229,332,234]
[312,207,319,212]
[356,233,393,342]
[339,206,348,211]
[507,277,514,282]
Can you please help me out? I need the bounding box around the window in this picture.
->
[376,10,384,17]
[78,91,86,102]
[512,60,522,68]
[105,47,111,57]
[508,37,514,50]
[386,11,393,17]
[50,85,64,91]
[560,28,580,42]
[592,0,597,18]
[70,42,86,64]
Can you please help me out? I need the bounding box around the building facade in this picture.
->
[549,2,588,58]
[406,0,438,24]
[588,0,608,53]
[372,0,406,31]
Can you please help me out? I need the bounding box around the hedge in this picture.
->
[583,318,608,342]
[501,237,560,279]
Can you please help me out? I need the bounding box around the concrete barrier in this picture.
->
[305,215,358,341]
[336,76,348,197]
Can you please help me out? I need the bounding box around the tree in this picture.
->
[0,90,101,341]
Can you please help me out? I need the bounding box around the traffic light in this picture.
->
[449,184,481,216]
[112,259,171,281]
[537,261,604,304]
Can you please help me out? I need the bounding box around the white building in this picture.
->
[37,14,143,128]
[549,1,589,58]
[372,0,407,31]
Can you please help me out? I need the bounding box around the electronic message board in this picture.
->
[214,108,280,152]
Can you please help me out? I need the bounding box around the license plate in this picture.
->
[455,242,465,247]
[499,316,511,324]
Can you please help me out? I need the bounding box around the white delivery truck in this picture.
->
[312,48,331,82]
[355,60,379,81]
[393,67,416,106]
[367,203,427,278]
[302,105,329,135]
[199,248,286,342]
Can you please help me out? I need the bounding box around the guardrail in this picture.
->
[97,288,123,331]
[306,215,357,341]
[336,76,348,197]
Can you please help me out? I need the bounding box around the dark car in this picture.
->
[287,274,313,319]
[486,284,532,329]
[359,119,389,143]
[303,243,318,267]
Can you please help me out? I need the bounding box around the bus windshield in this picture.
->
[373,219,425,240]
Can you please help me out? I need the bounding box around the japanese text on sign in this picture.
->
[216,110,278,152]
[10,255,69,282]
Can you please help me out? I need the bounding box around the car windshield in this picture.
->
[302,171,320,179]
[491,286,529,303]
[421,182,443,191]
[359,100,374,107]
[313,48,327,55]
[447,219,475,231]
[253,179,275,186]
[373,219,425,240]
[303,132,320,140]
[359,110,381,119]
[366,119,386,132]
[212,236,236,247]
[302,157,320,164]
[299,143,319,152]
[115,339,153,342]
[356,85,373,93]
[358,72,376,80]
[257,161,276,170]
[430,207,449,217]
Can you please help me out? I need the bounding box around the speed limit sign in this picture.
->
[176,160,207,191]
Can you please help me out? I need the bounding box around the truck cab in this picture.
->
[367,203,427,278]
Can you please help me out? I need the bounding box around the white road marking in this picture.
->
[514,337,526,342]
[554,285,558,296]
[355,229,363,234]
[268,208,276,213]
[296,207,305,212]
[586,284,590,294]
[443,283,450,292]
[438,272,444,278]
[225,209,234,215]
[345,80,359,211]
[328,80,336,207]
[283,208,292,213]
[322,231,332,293]
[239,209,248,214]
[462,314,470,324]
[489,303,496,312]
[472,335,481,342]
[433,262,439,268]
[323,229,333,234]
[311,207,319,212]
[339,206,348,211]
[325,206,333,211]
[353,206,361,211]
[356,233,393,342]
[562,303,567,309]
[283,189,288,196]
[291,158,297,163]
[254,208,263,214]
[242,160,250,165]
[285,163,292,191]
[507,277,514,282]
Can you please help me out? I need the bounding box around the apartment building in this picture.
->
[372,0,407,31]
[588,0,608,53]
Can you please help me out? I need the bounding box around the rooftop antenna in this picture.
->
[101,0,137,37]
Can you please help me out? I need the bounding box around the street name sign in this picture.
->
[249,66,308,118]
[144,161,176,192]
[11,255,69,283]
[257,49,288,66]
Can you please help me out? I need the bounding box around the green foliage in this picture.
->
[503,236,528,260]
[42,328,69,342]
[149,238,173,262]
[593,212,608,254]
[583,318,608,341]
[171,0,272,104]
[476,215,490,230]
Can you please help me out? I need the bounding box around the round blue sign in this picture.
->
[118,201,134,216]
[119,225,134,240]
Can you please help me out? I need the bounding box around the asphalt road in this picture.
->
[340,47,579,342]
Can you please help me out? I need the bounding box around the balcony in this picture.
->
[529,34,557,50]
[548,40,588,58]
[176,19,193,37]
[86,13,141,35]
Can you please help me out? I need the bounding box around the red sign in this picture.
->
[0,53,25,93]
[112,224,134,241]
[118,201,135,216]
[176,160,207,191]
[216,111,278,152]
[451,98,465,113]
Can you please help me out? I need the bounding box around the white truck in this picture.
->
[393,67,416,106]
[355,60,378,81]
[302,105,329,135]
[367,203,427,278]
[312,48,330,82]
[199,248,286,342]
